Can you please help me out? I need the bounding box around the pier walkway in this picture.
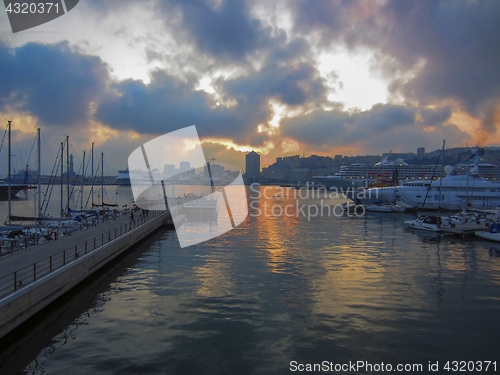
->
[0,211,167,299]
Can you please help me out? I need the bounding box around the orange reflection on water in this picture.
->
[251,186,301,274]
[194,254,236,297]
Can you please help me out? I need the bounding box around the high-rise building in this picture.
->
[245,151,260,179]
[417,147,425,160]
[180,161,190,173]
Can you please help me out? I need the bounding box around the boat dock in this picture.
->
[440,223,490,237]
[0,209,173,339]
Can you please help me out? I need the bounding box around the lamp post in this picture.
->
[115,186,122,206]
[98,187,107,221]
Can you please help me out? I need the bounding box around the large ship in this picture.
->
[346,165,500,210]
[313,155,443,190]
[453,147,500,181]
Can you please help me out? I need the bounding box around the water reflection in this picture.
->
[4,185,500,374]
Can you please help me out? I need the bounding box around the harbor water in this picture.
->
[1,185,500,374]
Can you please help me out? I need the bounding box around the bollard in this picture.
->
[34,263,37,281]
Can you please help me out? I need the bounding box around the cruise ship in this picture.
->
[313,155,443,190]
[453,147,500,181]
[346,165,500,210]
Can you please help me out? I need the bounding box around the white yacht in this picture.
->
[347,165,500,210]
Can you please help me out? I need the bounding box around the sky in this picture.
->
[1,0,500,176]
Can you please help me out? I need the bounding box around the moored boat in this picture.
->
[404,215,443,232]
[475,223,500,242]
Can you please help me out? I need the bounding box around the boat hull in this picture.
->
[475,231,500,242]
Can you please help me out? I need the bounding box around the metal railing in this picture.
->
[0,211,166,299]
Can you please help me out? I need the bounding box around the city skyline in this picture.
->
[1,1,500,175]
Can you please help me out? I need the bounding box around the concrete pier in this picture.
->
[0,210,171,339]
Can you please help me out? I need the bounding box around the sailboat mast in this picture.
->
[37,127,41,216]
[60,141,64,216]
[438,140,445,210]
[466,161,470,208]
[7,120,11,225]
[66,135,69,212]
[81,150,85,211]
[91,142,94,206]
[101,152,104,205]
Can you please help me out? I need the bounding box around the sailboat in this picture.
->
[1,121,31,201]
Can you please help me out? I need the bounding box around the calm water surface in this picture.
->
[3,186,500,374]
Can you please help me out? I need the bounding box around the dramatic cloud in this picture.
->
[419,106,452,126]
[0,42,108,127]
[161,0,271,62]
[219,39,326,108]
[95,70,270,145]
[0,0,499,174]
[281,103,467,153]
[96,37,327,145]
[362,1,500,134]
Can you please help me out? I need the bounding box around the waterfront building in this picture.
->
[180,161,190,173]
[245,151,260,179]
[417,147,425,160]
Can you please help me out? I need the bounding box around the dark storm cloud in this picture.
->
[220,61,325,107]
[160,0,270,62]
[97,38,327,145]
[281,104,416,146]
[281,103,467,153]
[419,106,452,126]
[0,42,107,127]
[379,1,500,114]
[216,38,326,108]
[95,70,270,145]
[291,0,500,134]
[292,0,359,44]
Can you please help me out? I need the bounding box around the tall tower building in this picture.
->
[245,151,260,179]
[417,147,425,160]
